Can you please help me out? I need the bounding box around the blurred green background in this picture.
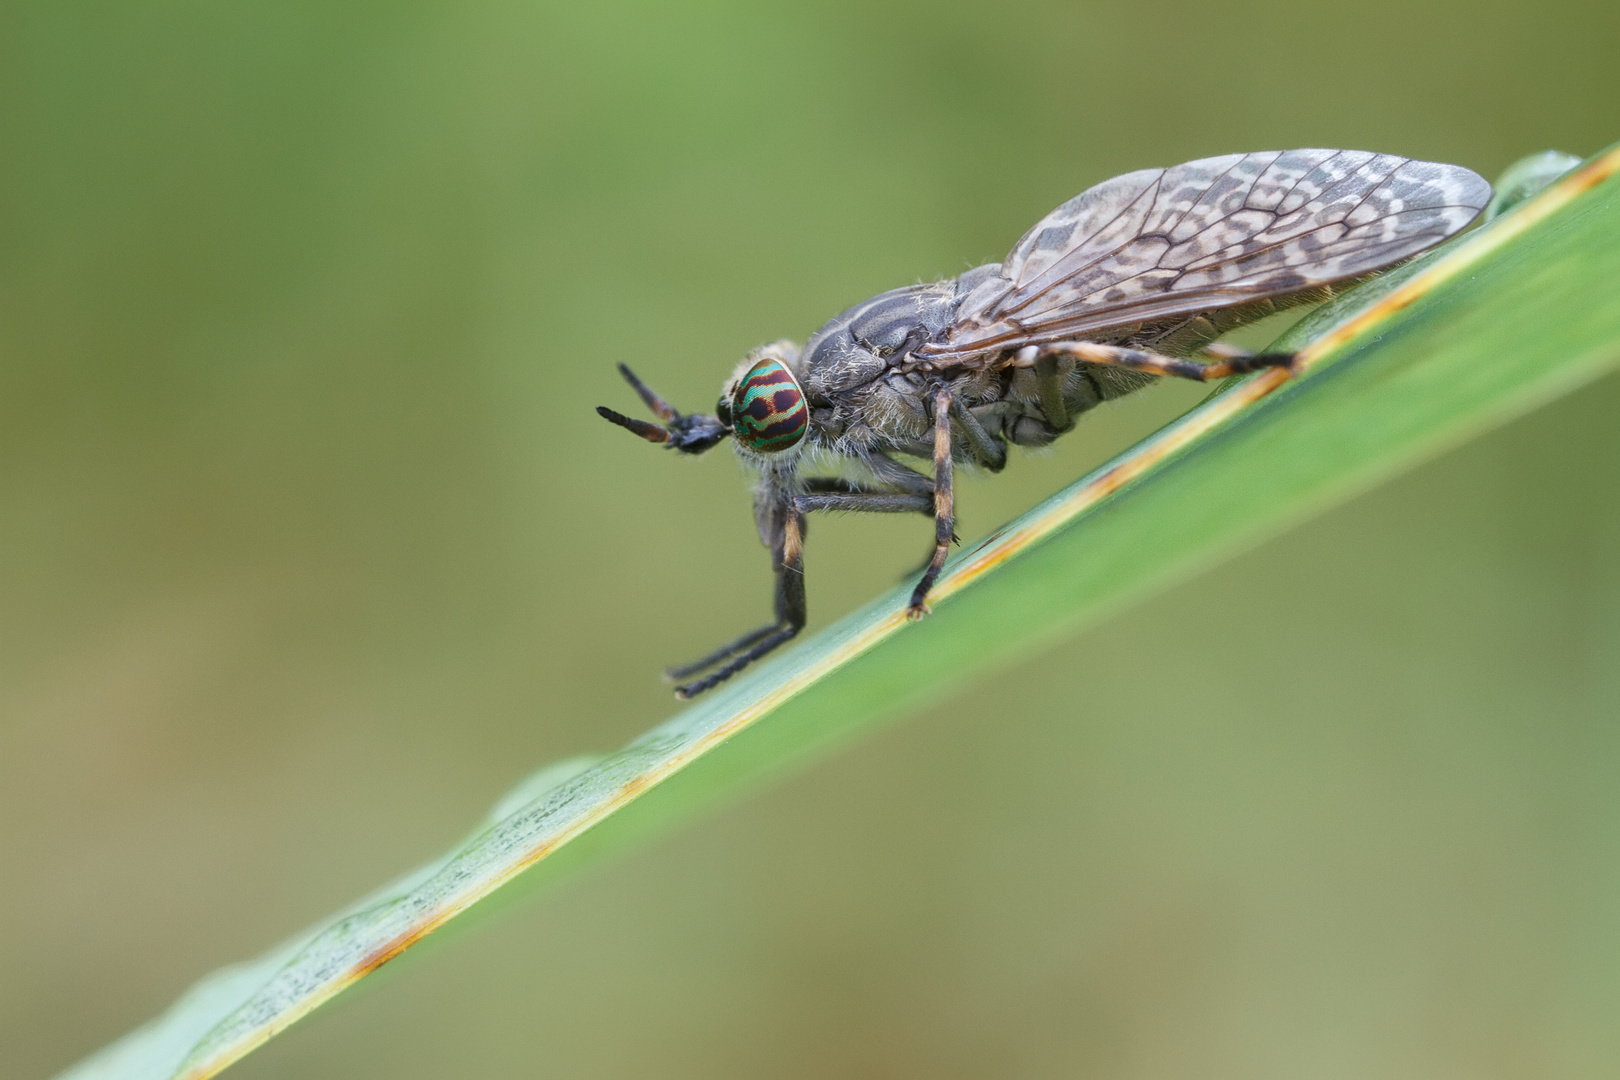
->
[3,1,1619,1077]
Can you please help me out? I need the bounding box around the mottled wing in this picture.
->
[927,150,1491,359]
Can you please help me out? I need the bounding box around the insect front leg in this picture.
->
[663,624,782,683]
[1017,341,1297,382]
[668,486,806,699]
[907,387,956,619]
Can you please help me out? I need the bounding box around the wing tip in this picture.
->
[1398,158,1494,213]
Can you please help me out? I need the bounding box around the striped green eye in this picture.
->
[730,356,808,454]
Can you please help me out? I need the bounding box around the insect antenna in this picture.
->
[595,405,670,443]
[616,362,679,421]
[597,363,731,454]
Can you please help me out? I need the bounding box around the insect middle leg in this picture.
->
[948,396,1007,471]
[793,477,934,515]
[908,387,955,619]
[1019,341,1296,382]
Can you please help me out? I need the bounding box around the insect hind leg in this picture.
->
[1019,341,1297,382]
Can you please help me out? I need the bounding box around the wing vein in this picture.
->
[928,149,1490,362]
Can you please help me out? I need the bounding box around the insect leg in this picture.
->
[907,387,955,619]
[947,395,1008,471]
[796,490,935,513]
[795,476,933,515]
[671,492,806,699]
[673,613,800,699]
[1033,354,1074,433]
[1021,342,1295,382]
[664,624,781,681]
[864,451,935,495]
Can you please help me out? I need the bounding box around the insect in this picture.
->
[599,149,1491,697]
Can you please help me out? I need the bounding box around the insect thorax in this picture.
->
[788,274,978,450]
[756,262,1365,463]
[785,268,1149,457]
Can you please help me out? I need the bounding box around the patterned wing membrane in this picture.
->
[927,150,1491,359]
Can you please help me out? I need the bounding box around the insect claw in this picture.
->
[906,600,932,621]
[596,405,670,443]
[616,363,680,422]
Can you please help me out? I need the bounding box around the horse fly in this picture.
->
[598,150,1491,697]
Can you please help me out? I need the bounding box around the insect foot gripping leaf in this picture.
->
[58,142,1620,1080]
[598,150,1493,695]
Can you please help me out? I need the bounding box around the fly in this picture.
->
[598,149,1491,697]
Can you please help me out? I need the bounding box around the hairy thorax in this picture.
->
[790,271,1325,459]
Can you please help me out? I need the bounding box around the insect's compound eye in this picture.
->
[730,357,808,454]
